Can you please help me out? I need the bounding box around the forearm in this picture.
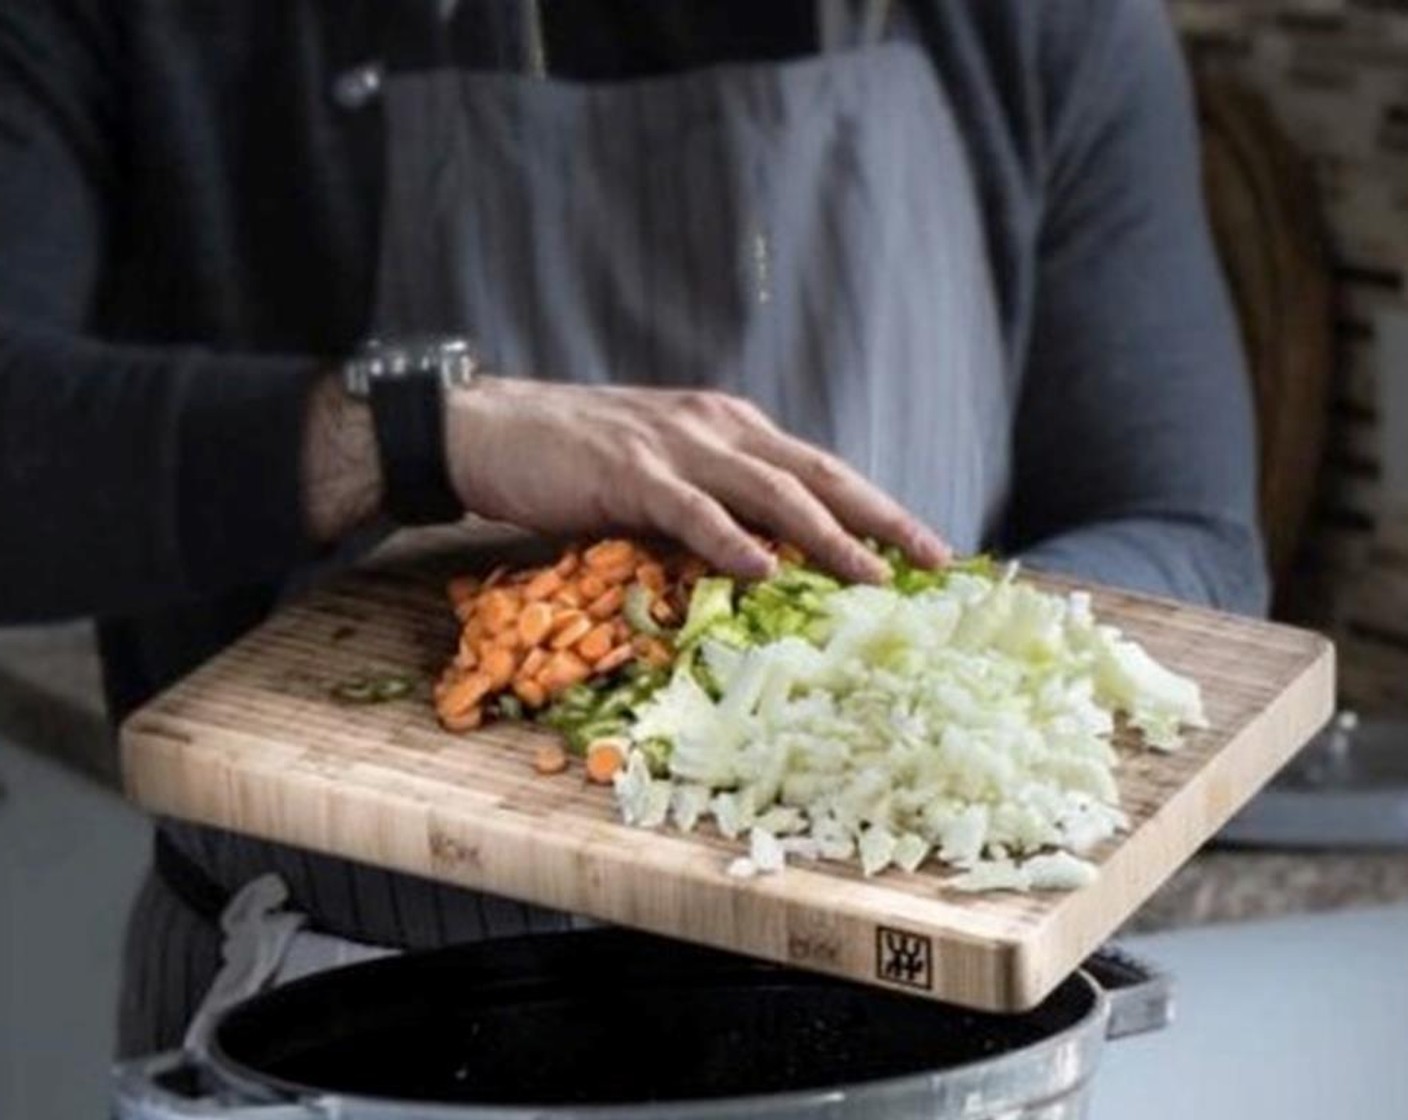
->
[0,322,325,623]
[1018,516,1268,615]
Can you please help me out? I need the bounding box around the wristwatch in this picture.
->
[340,336,482,526]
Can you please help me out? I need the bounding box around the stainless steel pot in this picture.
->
[113,931,1169,1120]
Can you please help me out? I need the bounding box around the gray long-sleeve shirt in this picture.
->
[3,0,1265,965]
[0,0,1266,721]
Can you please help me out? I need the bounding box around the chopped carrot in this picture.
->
[518,601,554,646]
[586,585,626,620]
[533,742,570,775]
[491,626,523,651]
[593,558,637,586]
[440,670,492,717]
[636,562,667,592]
[520,647,549,679]
[440,705,483,733]
[594,643,635,674]
[585,539,635,571]
[523,568,563,601]
[585,738,627,784]
[479,589,520,633]
[554,585,584,609]
[540,650,591,693]
[635,636,674,669]
[481,646,518,690]
[577,573,607,601]
[577,622,615,663]
[549,607,587,634]
[513,677,547,708]
[551,614,594,650]
[553,550,581,579]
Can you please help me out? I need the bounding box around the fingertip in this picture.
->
[848,548,892,585]
[911,527,952,568]
[737,542,778,582]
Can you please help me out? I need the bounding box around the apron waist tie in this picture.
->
[154,832,399,1057]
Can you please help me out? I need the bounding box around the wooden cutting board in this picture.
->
[120,532,1334,1012]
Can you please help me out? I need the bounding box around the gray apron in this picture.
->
[119,4,1009,1056]
[375,15,1007,545]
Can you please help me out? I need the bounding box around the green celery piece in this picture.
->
[677,577,736,648]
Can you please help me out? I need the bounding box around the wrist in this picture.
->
[302,373,384,543]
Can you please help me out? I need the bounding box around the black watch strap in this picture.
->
[368,374,463,526]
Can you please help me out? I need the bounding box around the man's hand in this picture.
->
[444,378,949,583]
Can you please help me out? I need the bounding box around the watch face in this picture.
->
[348,337,481,396]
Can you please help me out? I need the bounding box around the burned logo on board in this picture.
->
[875,926,932,991]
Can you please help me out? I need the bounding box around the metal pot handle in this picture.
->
[111,1051,321,1120]
[1084,945,1174,1040]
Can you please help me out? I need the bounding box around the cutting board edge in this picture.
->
[119,718,1036,1010]
[1009,633,1337,1007]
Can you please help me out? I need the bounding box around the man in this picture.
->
[0,0,1265,1055]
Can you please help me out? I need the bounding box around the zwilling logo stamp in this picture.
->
[876,926,933,990]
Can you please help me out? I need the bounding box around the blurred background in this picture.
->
[4,1,1408,1116]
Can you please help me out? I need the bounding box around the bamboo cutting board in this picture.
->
[121,532,1335,1012]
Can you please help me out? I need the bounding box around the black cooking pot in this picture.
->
[113,930,1169,1120]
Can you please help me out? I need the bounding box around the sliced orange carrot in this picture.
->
[479,589,520,634]
[491,625,523,651]
[577,573,607,601]
[520,647,549,679]
[440,670,492,717]
[533,742,570,775]
[585,539,635,571]
[635,562,667,592]
[481,646,518,690]
[549,607,587,633]
[540,650,591,693]
[553,550,581,579]
[551,614,594,650]
[585,738,627,784]
[513,677,548,709]
[586,585,626,620]
[517,601,554,646]
[523,568,563,601]
[433,668,458,701]
[440,705,483,733]
[554,585,585,609]
[593,558,637,586]
[577,622,615,664]
[594,643,635,674]
[635,636,674,669]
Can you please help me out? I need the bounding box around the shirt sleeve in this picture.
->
[1002,0,1269,616]
[0,0,324,624]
